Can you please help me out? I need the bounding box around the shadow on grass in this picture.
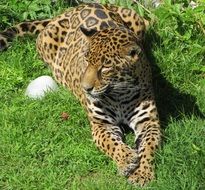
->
[144,29,205,129]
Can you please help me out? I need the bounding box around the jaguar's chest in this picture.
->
[86,87,143,125]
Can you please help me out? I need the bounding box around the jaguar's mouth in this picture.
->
[85,79,139,98]
[85,84,111,98]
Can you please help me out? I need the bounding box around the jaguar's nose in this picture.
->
[82,84,94,92]
[85,86,93,92]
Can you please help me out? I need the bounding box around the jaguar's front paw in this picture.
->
[118,151,140,177]
[128,163,154,186]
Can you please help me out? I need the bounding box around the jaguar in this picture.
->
[0,3,161,186]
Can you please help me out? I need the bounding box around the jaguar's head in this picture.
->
[80,26,145,97]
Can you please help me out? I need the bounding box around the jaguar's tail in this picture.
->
[0,19,51,51]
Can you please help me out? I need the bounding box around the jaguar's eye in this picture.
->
[128,47,141,58]
[99,67,113,78]
[129,49,137,57]
[101,67,112,74]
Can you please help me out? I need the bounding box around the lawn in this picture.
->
[0,0,205,189]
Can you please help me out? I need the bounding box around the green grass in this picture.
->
[0,0,205,189]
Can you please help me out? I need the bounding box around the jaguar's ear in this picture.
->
[80,26,97,38]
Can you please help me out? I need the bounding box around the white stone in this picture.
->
[25,75,58,99]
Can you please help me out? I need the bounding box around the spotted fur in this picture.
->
[0,3,161,186]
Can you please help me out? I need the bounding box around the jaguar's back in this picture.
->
[0,3,161,186]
